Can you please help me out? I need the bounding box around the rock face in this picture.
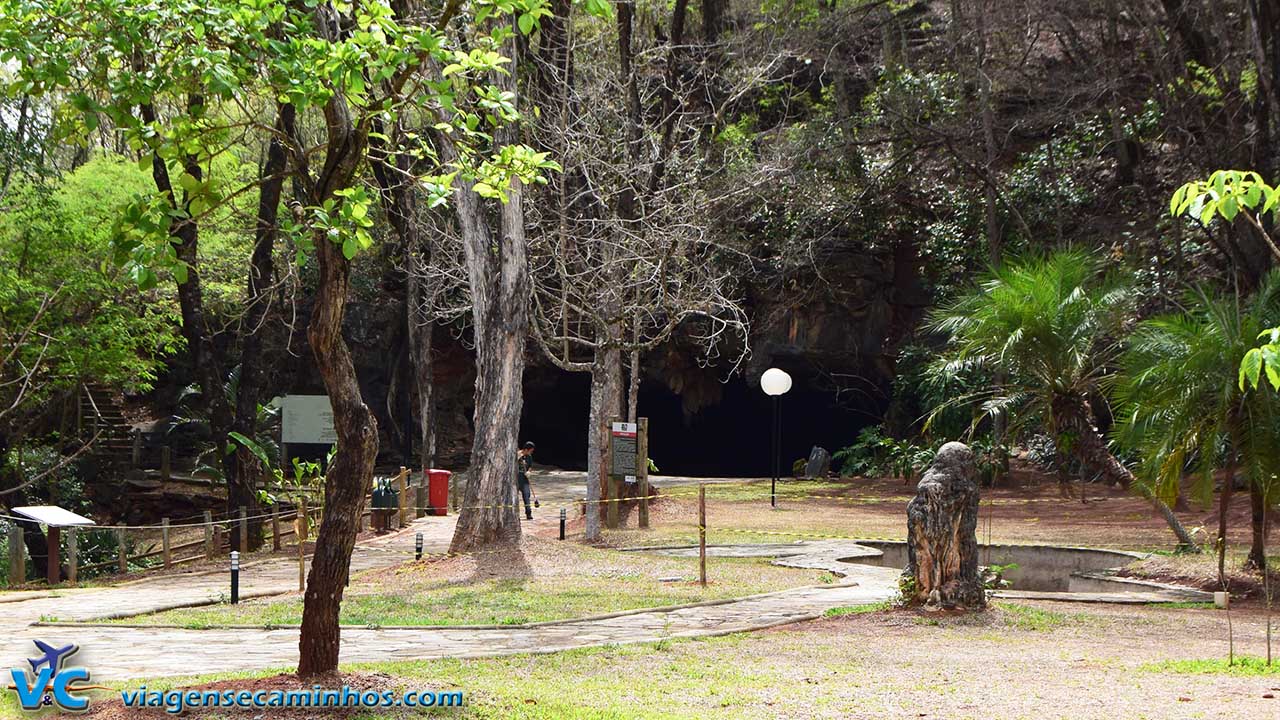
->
[901,442,985,610]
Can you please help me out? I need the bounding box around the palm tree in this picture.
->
[928,249,1199,549]
[1115,277,1280,574]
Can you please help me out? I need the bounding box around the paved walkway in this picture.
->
[0,473,905,681]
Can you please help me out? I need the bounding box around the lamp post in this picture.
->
[760,368,792,508]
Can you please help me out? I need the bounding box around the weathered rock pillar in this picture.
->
[901,441,985,610]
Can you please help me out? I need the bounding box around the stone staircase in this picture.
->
[78,384,135,468]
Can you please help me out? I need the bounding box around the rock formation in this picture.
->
[901,441,985,610]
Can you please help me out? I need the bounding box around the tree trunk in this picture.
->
[1248,480,1270,571]
[585,346,624,541]
[902,442,985,609]
[448,176,528,552]
[296,34,378,675]
[140,96,246,547]
[1055,395,1200,550]
[409,281,435,468]
[369,118,435,470]
[297,230,379,677]
[1219,456,1236,586]
[627,344,641,423]
[232,103,293,551]
[445,27,529,552]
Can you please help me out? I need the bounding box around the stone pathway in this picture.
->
[13,566,899,680]
[0,473,905,681]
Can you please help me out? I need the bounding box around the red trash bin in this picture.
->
[426,469,451,516]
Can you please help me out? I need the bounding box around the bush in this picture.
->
[833,425,935,479]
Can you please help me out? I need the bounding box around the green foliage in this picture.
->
[982,562,1018,591]
[1240,326,1280,392]
[860,68,961,128]
[0,0,580,286]
[1170,169,1279,228]
[1004,119,1104,236]
[1114,276,1280,506]
[0,160,181,442]
[925,249,1133,441]
[833,425,925,478]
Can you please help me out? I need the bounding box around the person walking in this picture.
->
[517,441,536,520]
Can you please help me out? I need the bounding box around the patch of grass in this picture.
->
[823,601,891,617]
[996,603,1086,631]
[104,548,822,629]
[1141,656,1280,676]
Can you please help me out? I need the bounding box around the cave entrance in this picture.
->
[519,369,880,477]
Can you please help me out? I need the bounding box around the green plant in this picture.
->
[171,366,282,483]
[1115,277,1280,574]
[927,249,1198,549]
[833,425,935,481]
[982,562,1018,591]
[1140,656,1280,676]
[791,458,807,477]
[823,601,892,617]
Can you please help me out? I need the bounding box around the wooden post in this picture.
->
[160,446,171,481]
[295,503,308,592]
[699,484,707,587]
[416,479,427,519]
[397,466,408,528]
[8,526,24,587]
[117,529,127,574]
[600,418,610,527]
[238,506,247,552]
[299,496,309,546]
[161,517,171,568]
[203,511,215,560]
[604,417,618,530]
[638,417,650,529]
[67,527,78,585]
[131,428,142,468]
[46,525,60,586]
[272,507,281,551]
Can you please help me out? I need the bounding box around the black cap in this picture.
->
[523,441,536,450]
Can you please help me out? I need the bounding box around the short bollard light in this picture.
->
[559,507,566,540]
[415,532,424,561]
[230,551,240,604]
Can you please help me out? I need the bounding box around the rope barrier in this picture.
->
[0,479,958,532]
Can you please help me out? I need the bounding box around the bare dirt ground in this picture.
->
[744,601,1279,720]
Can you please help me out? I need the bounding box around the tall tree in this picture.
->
[2,0,558,674]
[518,0,749,539]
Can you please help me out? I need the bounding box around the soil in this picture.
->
[743,600,1280,720]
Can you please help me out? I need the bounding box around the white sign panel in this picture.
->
[13,506,96,527]
[281,395,336,444]
[611,422,637,437]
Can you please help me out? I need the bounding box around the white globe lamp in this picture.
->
[760,368,791,507]
[760,368,792,396]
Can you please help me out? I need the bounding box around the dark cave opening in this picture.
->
[519,368,882,477]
